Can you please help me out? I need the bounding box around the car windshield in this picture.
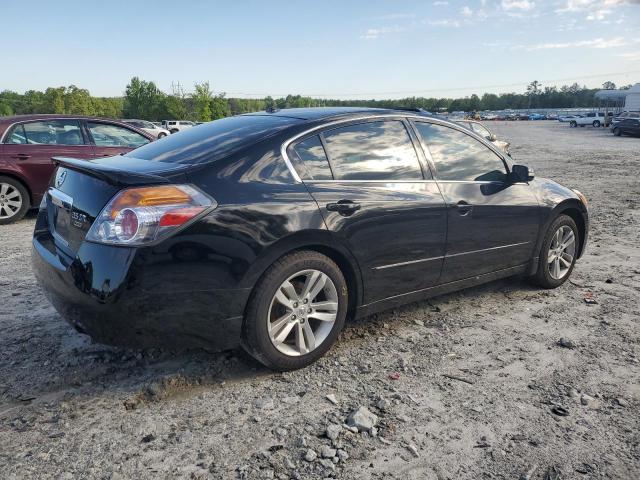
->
[125,114,300,164]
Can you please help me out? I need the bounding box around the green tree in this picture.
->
[192,82,213,121]
[124,77,164,119]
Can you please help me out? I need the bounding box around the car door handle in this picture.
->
[10,154,30,160]
[456,201,473,216]
[326,200,361,216]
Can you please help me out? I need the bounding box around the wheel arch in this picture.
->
[241,230,364,318]
[533,199,587,264]
[0,170,34,205]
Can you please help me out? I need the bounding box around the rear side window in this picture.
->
[8,120,84,145]
[414,122,506,182]
[289,135,333,180]
[88,122,150,148]
[321,121,423,181]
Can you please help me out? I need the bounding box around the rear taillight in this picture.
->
[86,184,215,245]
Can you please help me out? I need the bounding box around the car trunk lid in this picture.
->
[46,156,191,256]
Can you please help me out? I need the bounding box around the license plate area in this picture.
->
[48,188,74,247]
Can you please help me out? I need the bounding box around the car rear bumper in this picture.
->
[32,232,250,351]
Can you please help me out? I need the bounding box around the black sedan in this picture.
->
[32,108,589,370]
[612,118,640,137]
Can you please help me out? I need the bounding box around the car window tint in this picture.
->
[322,121,423,181]
[414,122,506,182]
[289,135,333,180]
[88,122,150,148]
[6,124,27,144]
[20,120,84,145]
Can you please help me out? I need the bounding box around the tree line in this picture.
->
[0,78,631,121]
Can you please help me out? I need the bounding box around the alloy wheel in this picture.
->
[548,225,576,280]
[267,269,339,356]
[0,183,23,220]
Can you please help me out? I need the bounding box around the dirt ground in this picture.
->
[0,121,638,480]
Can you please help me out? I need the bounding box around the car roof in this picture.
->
[0,114,133,124]
[243,107,427,121]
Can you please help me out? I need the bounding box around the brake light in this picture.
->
[86,184,215,245]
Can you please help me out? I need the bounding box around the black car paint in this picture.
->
[32,108,588,350]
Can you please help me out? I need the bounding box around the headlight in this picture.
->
[571,189,588,209]
[86,184,216,245]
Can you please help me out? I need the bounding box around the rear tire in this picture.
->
[530,214,579,289]
[157,132,167,139]
[613,128,622,136]
[0,176,30,225]
[170,129,179,134]
[569,121,577,127]
[241,251,348,371]
[593,120,601,127]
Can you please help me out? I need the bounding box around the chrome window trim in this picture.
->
[281,114,428,184]
[1,118,89,144]
[372,241,531,270]
[281,113,511,184]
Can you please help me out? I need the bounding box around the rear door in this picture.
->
[412,120,540,283]
[86,121,151,158]
[2,119,93,204]
[289,118,448,304]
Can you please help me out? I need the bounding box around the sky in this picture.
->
[1,0,639,99]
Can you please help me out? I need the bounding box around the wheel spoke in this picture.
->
[273,320,296,345]
[309,311,336,322]
[560,252,573,267]
[308,273,327,301]
[561,230,575,249]
[280,281,299,303]
[269,313,291,336]
[301,271,321,299]
[302,322,316,351]
[295,323,308,355]
[6,200,21,208]
[547,252,556,264]
[310,300,338,312]
[275,282,297,308]
[0,184,7,196]
[553,258,561,278]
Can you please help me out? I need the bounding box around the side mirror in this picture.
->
[488,133,497,141]
[511,164,534,182]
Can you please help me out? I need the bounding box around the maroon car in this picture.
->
[0,115,154,224]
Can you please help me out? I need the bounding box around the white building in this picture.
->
[624,83,640,111]
[595,82,640,112]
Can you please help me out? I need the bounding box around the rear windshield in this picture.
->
[126,115,300,164]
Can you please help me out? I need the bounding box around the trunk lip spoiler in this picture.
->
[52,156,171,186]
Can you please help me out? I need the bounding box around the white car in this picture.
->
[122,119,170,139]
[161,120,195,134]
[569,112,605,128]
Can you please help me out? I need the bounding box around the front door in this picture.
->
[412,120,540,283]
[288,119,448,304]
[2,119,93,204]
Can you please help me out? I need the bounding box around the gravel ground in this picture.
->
[0,121,639,480]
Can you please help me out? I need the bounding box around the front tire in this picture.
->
[241,251,348,370]
[0,176,30,225]
[593,120,601,127]
[613,128,622,136]
[531,214,579,289]
[157,132,167,139]
[570,121,577,127]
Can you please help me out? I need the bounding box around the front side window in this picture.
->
[88,122,149,148]
[414,122,507,182]
[289,135,332,180]
[9,120,84,145]
[321,121,423,181]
